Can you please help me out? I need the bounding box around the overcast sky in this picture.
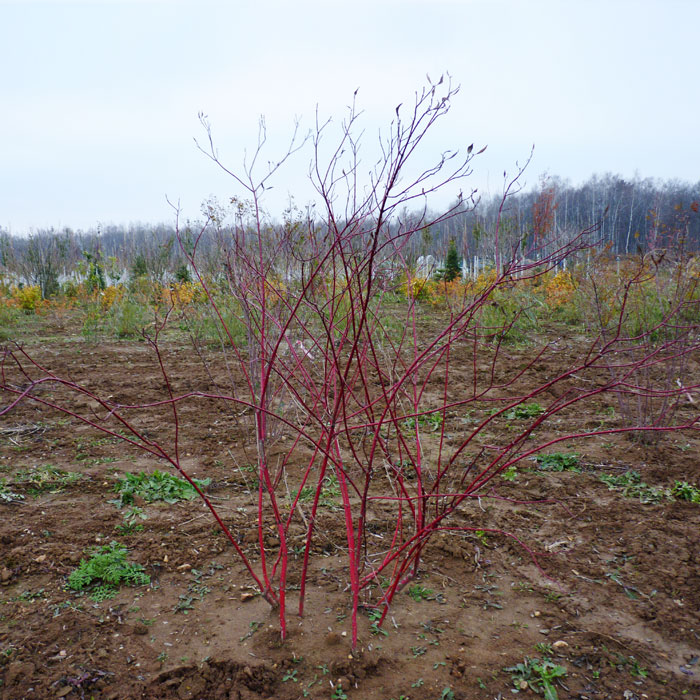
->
[2,0,698,234]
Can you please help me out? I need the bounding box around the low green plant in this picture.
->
[609,651,648,678]
[112,470,210,507]
[115,506,147,535]
[80,301,105,340]
[501,465,518,481]
[402,411,444,433]
[474,529,489,546]
[282,669,298,682]
[366,608,389,636]
[505,402,545,420]
[239,620,262,642]
[184,299,248,349]
[504,657,567,700]
[67,541,150,600]
[296,473,341,510]
[174,570,213,613]
[536,452,581,472]
[16,464,82,495]
[0,479,24,503]
[331,686,348,699]
[174,594,195,613]
[114,521,144,535]
[108,298,149,339]
[407,584,434,602]
[480,289,541,345]
[671,480,700,503]
[627,657,648,678]
[15,588,46,602]
[599,470,668,504]
[0,306,23,340]
[319,473,340,509]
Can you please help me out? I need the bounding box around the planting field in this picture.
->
[1,311,698,700]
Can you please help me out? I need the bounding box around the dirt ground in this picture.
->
[1,313,699,700]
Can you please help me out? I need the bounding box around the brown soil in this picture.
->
[1,316,699,700]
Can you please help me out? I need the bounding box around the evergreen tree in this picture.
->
[131,254,148,279]
[175,263,191,283]
[442,238,462,282]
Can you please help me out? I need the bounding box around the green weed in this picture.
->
[504,657,567,700]
[474,530,489,546]
[536,452,581,472]
[115,506,147,535]
[68,541,150,600]
[501,465,518,481]
[403,411,444,433]
[15,464,82,495]
[112,470,210,507]
[108,298,150,339]
[599,470,668,504]
[671,480,700,503]
[504,403,545,420]
[0,479,24,503]
[296,473,341,510]
[407,584,434,602]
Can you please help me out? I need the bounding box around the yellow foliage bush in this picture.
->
[543,271,577,308]
[161,281,207,309]
[100,285,124,311]
[400,276,434,302]
[264,277,288,300]
[11,285,42,313]
[472,269,498,294]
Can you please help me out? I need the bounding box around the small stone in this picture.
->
[539,628,550,635]
[532,610,541,617]
[325,632,341,646]
[552,640,569,650]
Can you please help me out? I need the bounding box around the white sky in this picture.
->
[1,0,698,233]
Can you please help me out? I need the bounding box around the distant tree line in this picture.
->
[1,173,698,297]
[424,173,700,263]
